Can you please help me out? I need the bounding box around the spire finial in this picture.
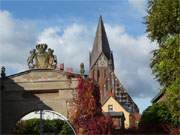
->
[99,15,103,23]
[99,15,102,19]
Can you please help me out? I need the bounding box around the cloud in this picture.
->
[0,10,159,100]
[105,24,159,98]
[37,24,94,73]
[128,0,147,15]
[38,23,159,98]
[0,10,38,72]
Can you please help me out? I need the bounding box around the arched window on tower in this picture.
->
[92,69,94,80]
[108,77,111,91]
[104,69,106,78]
[97,69,100,82]
[106,80,108,91]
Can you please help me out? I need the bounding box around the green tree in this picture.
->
[140,103,171,125]
[59,123,74,135]
[150,34,180,87]
[165,78,180,126]
[146,0,180,43]
[145,0,180,127]
[13,119,74,135]
[139,103,172,133]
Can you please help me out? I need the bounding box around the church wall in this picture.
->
[90,53,114,103]
[89,17,140,130]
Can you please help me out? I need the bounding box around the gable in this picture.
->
[8,69,67,82]
[4,69,78,91]
[102,97,129,114]
[97,53,108,67]
[102,96,131,128]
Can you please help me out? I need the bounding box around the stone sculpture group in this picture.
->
[27,44,57,69]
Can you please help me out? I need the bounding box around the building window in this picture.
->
[116,88,120,96]
[104,84,106,91]
[104,70,106,78]
[108,105,113,112]
[116,91,120,96]
[97,69,100,81]
[106,80,108,91]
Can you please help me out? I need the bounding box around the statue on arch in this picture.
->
[47,48,57,69]
[27,43,57,69]
[27,49,36,69]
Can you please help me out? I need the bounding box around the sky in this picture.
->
[0,0,160,113]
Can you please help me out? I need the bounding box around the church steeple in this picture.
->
[90,16,112,69]
[89,16,139,116]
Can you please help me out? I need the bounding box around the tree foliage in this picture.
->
[165,78,180,126]
[145,0,180,128]
[140,103,171,125]
[70,78,113,135]
[146,0,180,89]
[139,103,172,133]
[151,34,180,87]
[146,0,180,43]
[13,119,74,135]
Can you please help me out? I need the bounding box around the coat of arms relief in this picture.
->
[27,44,57,69]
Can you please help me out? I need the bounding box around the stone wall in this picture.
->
[1,69,79,134]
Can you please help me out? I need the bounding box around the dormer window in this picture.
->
[108,105,113,112]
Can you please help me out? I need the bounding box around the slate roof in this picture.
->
[90,16,111,68]
[151,90,164,103]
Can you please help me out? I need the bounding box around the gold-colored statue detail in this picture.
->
[27,44,57,69]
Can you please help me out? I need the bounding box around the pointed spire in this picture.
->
[90,16,111,68]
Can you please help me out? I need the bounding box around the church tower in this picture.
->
[89,16,115,102]
[89,17,139,116]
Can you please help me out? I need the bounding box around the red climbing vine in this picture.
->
[69,77,113,135]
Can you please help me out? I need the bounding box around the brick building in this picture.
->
[89,16,140,128]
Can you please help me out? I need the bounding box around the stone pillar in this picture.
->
[0,66,6,134]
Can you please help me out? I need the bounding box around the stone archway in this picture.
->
[1,69,79,134]
[43,110,76,134]
[14,110,76,134]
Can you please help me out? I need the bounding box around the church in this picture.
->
[89,16,140,128]
[0,16,140,134]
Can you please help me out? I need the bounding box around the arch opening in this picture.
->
[13,110,76,135]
